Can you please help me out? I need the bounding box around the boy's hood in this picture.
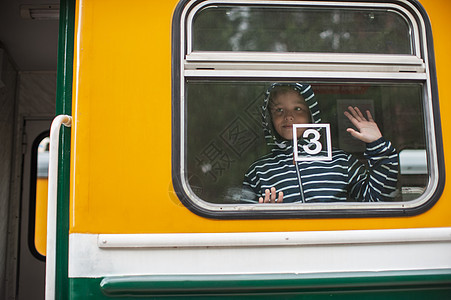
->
[262,83,322,149]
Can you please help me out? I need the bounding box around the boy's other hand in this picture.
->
[259,187,284,203]
[344,106,382,143]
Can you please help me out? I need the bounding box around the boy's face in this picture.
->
[270,90,311,140]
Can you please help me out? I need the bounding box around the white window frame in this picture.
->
[173,0,442,217]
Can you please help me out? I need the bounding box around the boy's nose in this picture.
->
[284,111,294,120]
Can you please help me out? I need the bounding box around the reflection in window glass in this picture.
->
[186,81,426,204]
[193,6,412,54]
[35,137,49,256]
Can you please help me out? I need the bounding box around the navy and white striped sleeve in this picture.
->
[348,137,399,202]
[241,166,260,203]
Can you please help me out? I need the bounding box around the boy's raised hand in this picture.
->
[344,106,382,143]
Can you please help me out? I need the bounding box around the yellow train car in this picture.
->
[4,0,451,299]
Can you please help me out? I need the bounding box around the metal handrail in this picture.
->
[45,115,72,300]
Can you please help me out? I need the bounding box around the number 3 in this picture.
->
[303,129,322,155]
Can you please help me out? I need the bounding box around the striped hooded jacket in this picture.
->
[242,83,399,203]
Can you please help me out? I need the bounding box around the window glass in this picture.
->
[186,81,426,204]
[192,6,412,54]
[35,136,49,256]
[174,0,441,216]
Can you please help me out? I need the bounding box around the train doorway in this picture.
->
[17,117,52,300]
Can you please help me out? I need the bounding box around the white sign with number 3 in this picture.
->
[292,124,332,161]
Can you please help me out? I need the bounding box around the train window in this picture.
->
[192,6,413,54]
[34,137,49,256]
[172,0,443,218]
[28,134,49,258]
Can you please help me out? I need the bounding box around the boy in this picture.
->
[242,83,398,203]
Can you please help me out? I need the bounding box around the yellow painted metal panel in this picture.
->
[71,0,451,234]
[35,178,48,256]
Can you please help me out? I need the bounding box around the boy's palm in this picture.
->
[344,106,382,143]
